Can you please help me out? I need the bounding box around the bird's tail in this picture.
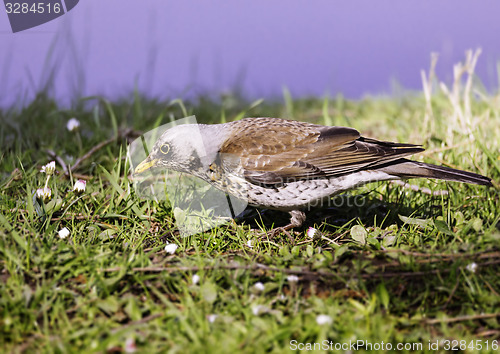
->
[379,159,493,187]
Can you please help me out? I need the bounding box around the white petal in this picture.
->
[307,227,320,239]
[124,337,136,353]
[36,188,44,198]
[66,118,81,132]
[287,275,299,283]
[316,314,333,325]
[253,282,265,292]
[192,274,200,285]
[251,304,268,316]
[58,227,70,239]
[164,243,178,254]
[36,187,52,201]
[41,161,56,175]
[466,262,478,273]
[73,179,87,193]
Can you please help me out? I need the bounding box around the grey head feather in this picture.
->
[149,123,232,174]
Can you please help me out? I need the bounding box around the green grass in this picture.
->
[1,64,500,352]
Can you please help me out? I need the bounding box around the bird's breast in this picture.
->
[199,169,398,211]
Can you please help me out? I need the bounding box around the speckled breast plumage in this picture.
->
[200,160,393,211]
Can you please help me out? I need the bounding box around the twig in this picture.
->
[45,128,135,175]
[423,312,499,325]
[71,173,93,181]
[381,249,500,259]
[101,259,500,280]
[9,208,130,221]
[475,329,500,337]
[332,229,350,243]
[70,135,117,173]
[442,273,460,309]
[367,260,500,279]
[102,263,326,278]
[50,213,129,221]
[480,276,500,298]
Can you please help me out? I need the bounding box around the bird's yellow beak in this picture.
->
[134,158,159,174]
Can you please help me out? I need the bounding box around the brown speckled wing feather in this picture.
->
[219,118,423,185]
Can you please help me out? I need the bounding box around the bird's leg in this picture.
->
[285,210,307,230]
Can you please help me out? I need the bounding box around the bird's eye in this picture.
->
[160,144,171,155]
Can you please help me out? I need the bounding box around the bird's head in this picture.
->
[134,124,209,176]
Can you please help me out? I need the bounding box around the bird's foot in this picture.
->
[259,210,306,243]
[264,226,294,243]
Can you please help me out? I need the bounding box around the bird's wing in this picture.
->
[218,118,423,185]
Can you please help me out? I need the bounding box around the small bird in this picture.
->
[134,117,493,230]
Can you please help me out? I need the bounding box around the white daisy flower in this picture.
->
[207,314,218,323]
[40,161,56,175]
[164,243,178,255]
[36,187,52,201]
[307,227,320,240]
[466,262,478,273]
[66,118,80,132]
[253,282,265,292]
[58,227,70,239]
[73,179,87,194]
[316,314,333,325]
[251,304,268,316]
[124,337,137,353]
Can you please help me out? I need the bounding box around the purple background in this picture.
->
[1,0,499,107]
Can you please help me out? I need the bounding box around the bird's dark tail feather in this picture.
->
[380,159,493,187]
